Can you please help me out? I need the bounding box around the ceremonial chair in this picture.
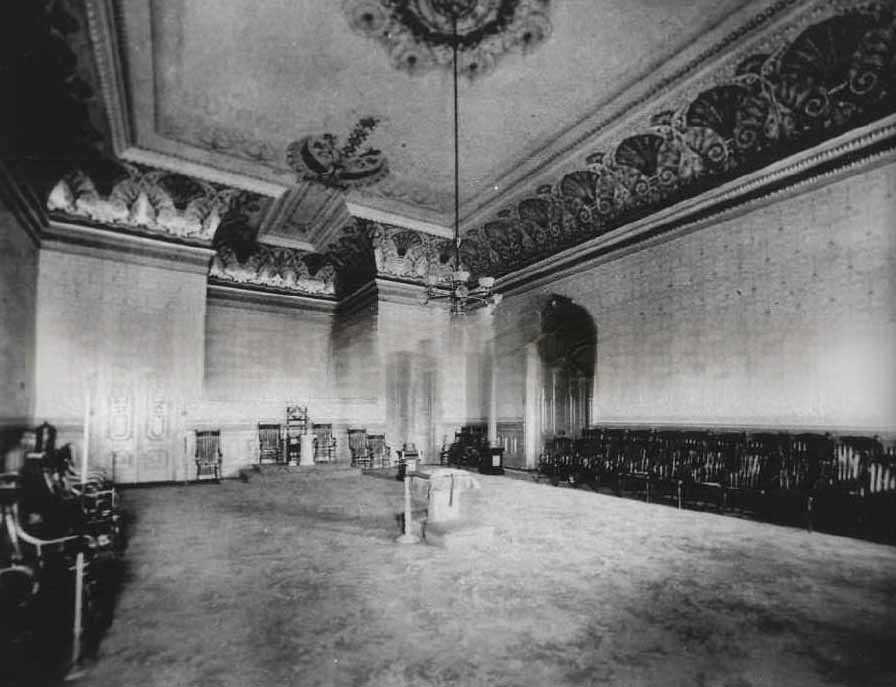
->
[194,430,222,482]
[258,423,283,464]
[368,434,391,469]
[285,406,308,464]
[347,429,371,469]
[312,424,336,463]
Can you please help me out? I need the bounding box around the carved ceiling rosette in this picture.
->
[286,117,389,191]
[344,0,551,76]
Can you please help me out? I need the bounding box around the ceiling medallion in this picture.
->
[286,117,389,190]
[344,0,552,76]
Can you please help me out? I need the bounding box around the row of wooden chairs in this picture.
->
[443,424,507,474]
[538,428,896,539]
[1,428,124,680]
[257,423,337,465]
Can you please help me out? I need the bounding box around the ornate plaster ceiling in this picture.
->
[5,0,895,302]
[96,0,754,228]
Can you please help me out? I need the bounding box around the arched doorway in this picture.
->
[527,295,597,462]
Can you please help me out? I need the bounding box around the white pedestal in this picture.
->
[299,434,315,466]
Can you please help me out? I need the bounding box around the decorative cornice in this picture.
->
[60,0,896,297]
[498,118,896,296]
[336,277,452,316]
[84,0,132,156]
[45,163,245,244]
[115,147,290,198]
[462,2,896,278]
[374,276,451,308]
[462,0,803,223]
[209,243,337,298]
[206,283,338,316]
[371,222,456,285]
[41,220,214,275]
[344,198,451,237]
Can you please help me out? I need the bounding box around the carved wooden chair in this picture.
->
[194,430,222,482]
[368,434,391,469]
[347,429,372,469]
[312,424,336,463]
[285,406,308,464]
[258,423,283,464]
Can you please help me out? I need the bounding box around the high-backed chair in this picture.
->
[258,423,283,464]
[285,406,308,464]
[368,434,391,469]
[194,430,222,482]
[312,424,336,463]
[347,429,371,469]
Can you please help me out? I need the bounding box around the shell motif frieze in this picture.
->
[210,243,337,297]
[370,223,456,285]
[460,4,896,277]
[46,162,250,242]
[319,219,457,295]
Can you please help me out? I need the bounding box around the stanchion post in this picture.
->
[396,471,420,544]
[65,551,86,681]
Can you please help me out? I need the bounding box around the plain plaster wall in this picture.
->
[492,162,896,435]
[33,247,207,482]
[0,197,38,427]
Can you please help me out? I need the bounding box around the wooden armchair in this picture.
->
[368,434,391,469]
[258,423,283,464]
[194,430,222,482]
[348,429,372,469]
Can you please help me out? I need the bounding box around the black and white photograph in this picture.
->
[1,0,895,685]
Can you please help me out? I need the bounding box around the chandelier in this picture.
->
[422,1,502,316]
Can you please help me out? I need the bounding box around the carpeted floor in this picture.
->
[73,466,895,687]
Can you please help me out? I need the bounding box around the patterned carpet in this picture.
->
[72,466,895,687]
